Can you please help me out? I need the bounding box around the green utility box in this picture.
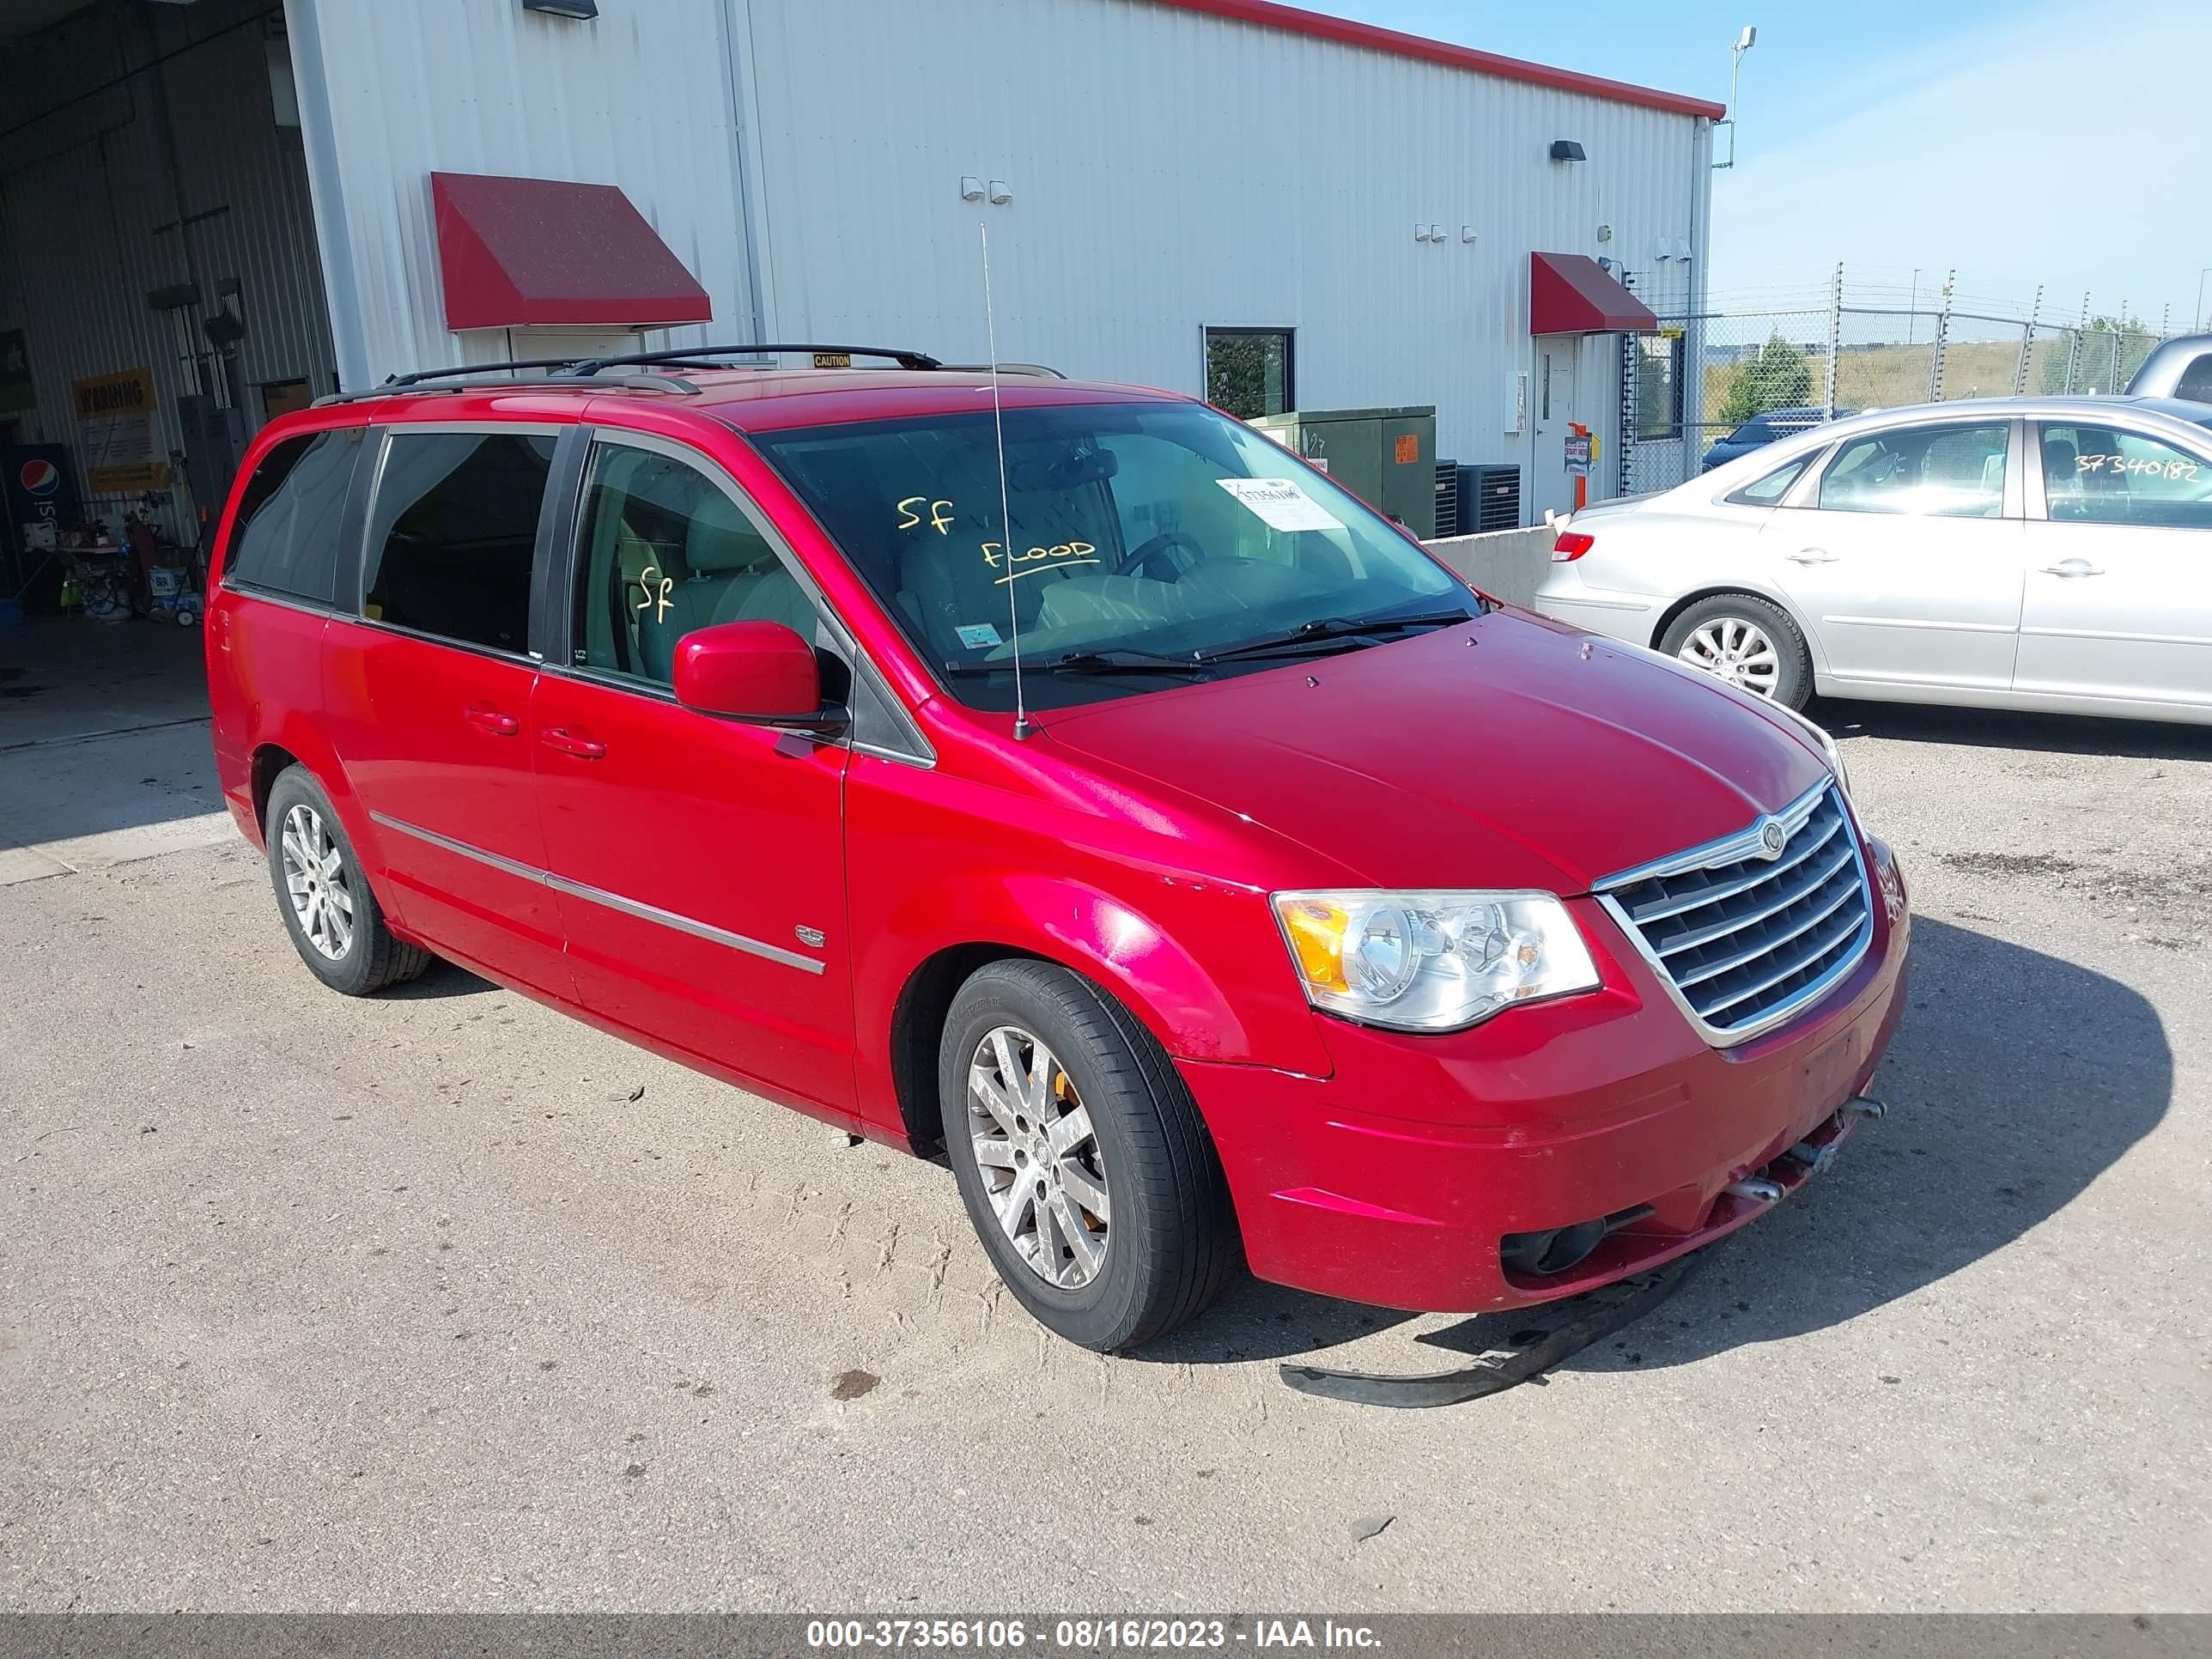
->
[1247,405,1437,538]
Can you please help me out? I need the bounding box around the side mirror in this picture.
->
[673,621,845,731]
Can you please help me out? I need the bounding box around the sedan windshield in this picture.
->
[749,400,1469,710]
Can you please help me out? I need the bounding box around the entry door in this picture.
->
[1762,417,2027,692]
[322,427,572,1000]
[1531,335,1582,520]
[2014,419,2212,711]
[532,434,858,1116]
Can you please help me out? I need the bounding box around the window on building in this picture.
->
[2039,424,2212,529]
[1205,329,1294,421]
[1818,422,2009,520]
[222,428,363,605]
[571,442,798,687]
[362,430,555,653]
[1634,332,1685,440]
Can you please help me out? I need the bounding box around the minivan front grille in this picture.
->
[1596,781,1872,1045]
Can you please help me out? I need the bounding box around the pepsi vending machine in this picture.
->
[3,444,76,611]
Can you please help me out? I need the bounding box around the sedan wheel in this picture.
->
[964,1024,1111,1289]
[279,802,356,961]
[1678,614,1781,698]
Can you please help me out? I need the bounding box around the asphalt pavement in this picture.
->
[2,631,2206,1612]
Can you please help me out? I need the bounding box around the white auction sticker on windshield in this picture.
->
[1216,477,1345,532]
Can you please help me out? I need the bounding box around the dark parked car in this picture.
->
[1700,404,1850,471]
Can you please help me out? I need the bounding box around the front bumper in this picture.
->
[1184,848,1911,1315]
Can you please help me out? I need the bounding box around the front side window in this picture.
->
[750,400,1468,712]
[223,427,363,604]
[1818,422,2009,519]
[570,442,799,687]
[2039,424,2212,529]
[362,430,554,653]
[1204,329,1293,421]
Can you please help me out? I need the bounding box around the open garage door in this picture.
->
[0,0,336,623]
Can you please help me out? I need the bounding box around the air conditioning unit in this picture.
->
[1432,460,1461,538]
[1455,463,1522,532]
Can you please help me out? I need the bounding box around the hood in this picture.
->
[1034,608,1832,894]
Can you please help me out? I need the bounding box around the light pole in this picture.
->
[1712,26,1757,170]
[2197,266,2211,332]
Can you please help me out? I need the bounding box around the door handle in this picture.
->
[2038,558,2104,578]
[541,726,606,760]
[463,705,520,737]
[1786,548,1839,565]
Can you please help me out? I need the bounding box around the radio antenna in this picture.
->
[979,221,1033,739]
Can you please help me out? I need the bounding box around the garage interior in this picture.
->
[0,0,331,640]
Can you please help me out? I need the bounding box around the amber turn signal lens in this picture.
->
[1279,897,1350,994]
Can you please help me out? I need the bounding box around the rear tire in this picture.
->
[939,959,1238,1352]
[264,766,432,996]
[1658,592,1814,710]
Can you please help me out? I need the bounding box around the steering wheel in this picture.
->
[1115,529,1206,581]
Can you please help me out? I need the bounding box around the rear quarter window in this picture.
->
[222,428,365,605]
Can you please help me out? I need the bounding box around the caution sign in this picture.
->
[71,366,168,492]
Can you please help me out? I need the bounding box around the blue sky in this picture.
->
[1321,0,2212,330]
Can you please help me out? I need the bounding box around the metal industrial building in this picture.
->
[1,0,1720,583]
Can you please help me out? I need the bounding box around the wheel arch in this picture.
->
[868,872,1310,1152]
[1648,582,1831,679]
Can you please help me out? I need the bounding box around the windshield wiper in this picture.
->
[1195,609,1474,665]
[942,648,1212,678]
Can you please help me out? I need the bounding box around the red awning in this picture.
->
[431,172,712,331]
[1529,252,1660,335]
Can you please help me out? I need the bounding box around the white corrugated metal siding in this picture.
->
[741,0,1712,475]
[285,0,761,388]
[0,0,336,539]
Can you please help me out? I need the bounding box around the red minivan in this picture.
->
[205,347,1909,1352]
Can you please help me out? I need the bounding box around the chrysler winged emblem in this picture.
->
[1758,818,1789,859]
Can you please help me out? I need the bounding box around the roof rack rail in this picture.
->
[312,369,701,407]
[569,342,944,374]
[936,362,1067,380]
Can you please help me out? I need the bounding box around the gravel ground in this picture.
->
[2,659,2207,1613]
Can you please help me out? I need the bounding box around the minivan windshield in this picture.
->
[750,400,1471,710]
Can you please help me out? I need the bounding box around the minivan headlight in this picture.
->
[1271,890,1601,1032]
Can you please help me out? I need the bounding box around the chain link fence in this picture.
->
[1618,269,2185,496]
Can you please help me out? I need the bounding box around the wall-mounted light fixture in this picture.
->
[988,179,1013,204]
[1549,140,1586,162]
[960,176,984,202]
[521,0,600,18]
[1595,224,1613,242]
[1460,226,1478,244]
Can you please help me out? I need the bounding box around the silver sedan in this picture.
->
[1532,396,2212,723]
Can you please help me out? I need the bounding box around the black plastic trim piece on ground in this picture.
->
[1277,1251,1704,1409]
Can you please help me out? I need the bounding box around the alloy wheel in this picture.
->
[280,803,355,961]
[1679,614,1780,698]
[964,1024,1112,1288]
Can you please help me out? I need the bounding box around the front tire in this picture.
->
[939,960,1237,1352]
[1658,592,1814,709]
[264,766,432,996]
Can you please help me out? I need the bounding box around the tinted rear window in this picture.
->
[362,431,554,653]
[223,428,363,605]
